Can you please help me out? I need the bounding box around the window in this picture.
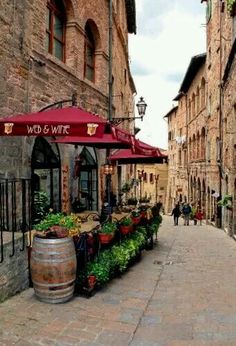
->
[46,0,66,61]
[124,69,127,84]
[201,78,206,108]
[150,173,154,184]
[216,137,221,162]
[208,95,212,116]
[206,0,212,22]
[84,22,95,82]
[207,140,211,162]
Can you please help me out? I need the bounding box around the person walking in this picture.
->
[182,202,192,226]
[196,208,203,225]
[171,204,181,226]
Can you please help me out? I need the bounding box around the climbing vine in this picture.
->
[227,0,236,15]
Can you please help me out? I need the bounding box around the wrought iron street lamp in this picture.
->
[102,163,114,176]
[111,96,147,125]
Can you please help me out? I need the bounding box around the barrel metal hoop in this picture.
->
[31,255,76,263]
[33,278,75,287]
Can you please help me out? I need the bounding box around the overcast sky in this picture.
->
[130,0,206,149]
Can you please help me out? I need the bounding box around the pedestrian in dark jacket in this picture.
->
[171,204,181,226]
[182,203,192,225]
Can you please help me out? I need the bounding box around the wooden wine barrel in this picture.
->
[30,236,77,304]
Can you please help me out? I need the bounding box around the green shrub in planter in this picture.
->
[86,259,110,285]
[111,245,131,272]
[100,222,117,234]
[33,212,81,232]
[120,217,132,226]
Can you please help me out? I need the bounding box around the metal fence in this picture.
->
[0,178,31,263]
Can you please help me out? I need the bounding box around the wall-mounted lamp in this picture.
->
[103,163,114,175]
[111,96,147,125]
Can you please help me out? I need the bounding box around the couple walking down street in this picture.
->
[171,202,192,226]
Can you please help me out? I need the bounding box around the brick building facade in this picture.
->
[165,0,236,233]
[0,0,136,219]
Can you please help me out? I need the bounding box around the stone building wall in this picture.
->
[166,0,236,231]
[0,234,29,302]
[0,0,135,189]
[205,0,235,229]
[0,0,136,300]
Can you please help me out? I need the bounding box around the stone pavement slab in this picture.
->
[1,216,236,345]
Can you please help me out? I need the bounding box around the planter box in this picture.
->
[120,225,133,235]
[98,233,114,244]
[132,216,141,225]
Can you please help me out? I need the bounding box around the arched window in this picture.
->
[192,93,195,117]
[196,131,200,159]
[189,137,192,161]
[84,22,95,82]
[193,134,196,160]
[188,99,191,121]
[46,0,66,61]
[201,78,206,108]
[201,127,206,159]
[196,86,200,114]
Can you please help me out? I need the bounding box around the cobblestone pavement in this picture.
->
[1,216,236,346]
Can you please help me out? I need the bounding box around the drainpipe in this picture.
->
[218,1,223,228]
[184,93,190,202]
[105,0,113,217]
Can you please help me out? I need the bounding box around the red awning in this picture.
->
[0,107,107,137]
[135,139,163,156]
[109,140,167,164]
[52,125,136,149]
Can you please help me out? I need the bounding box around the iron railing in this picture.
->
[0,178,31,263]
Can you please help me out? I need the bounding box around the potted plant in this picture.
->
[86,260,110,286]
[119,217,133,235]
[131,209,141,225]
[87,274,96,290]
[98,222,117,244]
[218,195,233,211]
[139,205,148,218]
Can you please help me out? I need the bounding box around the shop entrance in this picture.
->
[31,137,61,221]
[78,147,98,211]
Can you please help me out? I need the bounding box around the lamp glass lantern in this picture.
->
[136,96,147,119]
[103,163,114,175]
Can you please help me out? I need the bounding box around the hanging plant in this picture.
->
[227,0,236,15]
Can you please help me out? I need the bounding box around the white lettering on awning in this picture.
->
[26,125,71,135]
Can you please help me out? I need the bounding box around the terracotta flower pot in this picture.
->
[98,233,114,244]
[88,275,96,289]
[132,216,141,225]
[120,225,133,235]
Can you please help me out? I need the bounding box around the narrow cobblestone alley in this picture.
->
[1,216,236,346]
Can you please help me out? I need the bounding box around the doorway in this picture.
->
[31,137,61,220]
[78,147,98,211]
